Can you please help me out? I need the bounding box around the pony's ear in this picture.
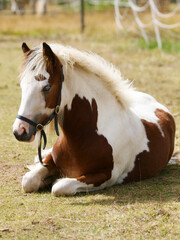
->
[22,43,30,53]
[43,42,55,65]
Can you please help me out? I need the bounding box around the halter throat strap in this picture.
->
[16,64,64,166]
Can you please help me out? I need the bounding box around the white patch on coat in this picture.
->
[129,91,168,137]
[13,58,53,135]
[18,63,50,116]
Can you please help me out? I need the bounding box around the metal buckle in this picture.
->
[55,105,60,115]
[36,124,44,131]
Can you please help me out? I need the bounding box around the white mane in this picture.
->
[24,43,134,108]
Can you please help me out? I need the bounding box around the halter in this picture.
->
[16,64,64,166]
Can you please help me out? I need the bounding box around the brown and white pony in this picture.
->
[13,42,175,196]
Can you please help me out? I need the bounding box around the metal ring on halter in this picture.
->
[36,123,44,131]
[55,105,60,115]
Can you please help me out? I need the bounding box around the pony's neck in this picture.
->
[61,67,122,111]
[59,67,126,133]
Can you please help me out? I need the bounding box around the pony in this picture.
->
[13,42,175,196]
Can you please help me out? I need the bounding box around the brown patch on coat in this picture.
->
[124,109,175,182]
[35,113,49,124]
[43,153,59,176]
[43,54,63,109]
[52,95,114,187]
[34,74,46,81]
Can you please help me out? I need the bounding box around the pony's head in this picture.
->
[13,42,63,142]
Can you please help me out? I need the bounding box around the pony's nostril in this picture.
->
[22,127,27,136]
[13,130,20,140]
[13,128,27,141]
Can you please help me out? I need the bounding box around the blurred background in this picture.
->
[0,0,180,49]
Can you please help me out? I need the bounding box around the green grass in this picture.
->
[58,0,115,11]
[137,38,180,53]
[0,9,180,240]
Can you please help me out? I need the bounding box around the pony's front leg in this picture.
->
[34,148,52,163]
[22,153,57,193]
[52,173,109,196]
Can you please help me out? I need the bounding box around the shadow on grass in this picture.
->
[68,164,180,206]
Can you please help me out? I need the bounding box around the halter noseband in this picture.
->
[16,65,64,167]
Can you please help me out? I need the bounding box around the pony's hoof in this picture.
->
[51,183,63,196]
[51,179,77,196]
[22,172,41,193]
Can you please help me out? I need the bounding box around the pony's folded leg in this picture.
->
[51,178,92,196]
[22,163,49,193]
[22,152,57,193]
[51,173,109,196]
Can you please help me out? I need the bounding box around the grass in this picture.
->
[137,38,180,53]
[0,7,180,240]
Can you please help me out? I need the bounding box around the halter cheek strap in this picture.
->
[16,65,64,166]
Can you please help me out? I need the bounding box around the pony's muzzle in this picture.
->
[13,118,35,142]
[13,128,35,142]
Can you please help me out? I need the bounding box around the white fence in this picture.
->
[115,0,180,48]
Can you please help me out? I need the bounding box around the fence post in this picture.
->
[80,0,85,32]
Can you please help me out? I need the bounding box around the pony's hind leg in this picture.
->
[22,153,58,193]
[51,173,109,196]
[51,178,92,196]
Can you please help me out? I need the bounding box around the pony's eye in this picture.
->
[42,84,51,92]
